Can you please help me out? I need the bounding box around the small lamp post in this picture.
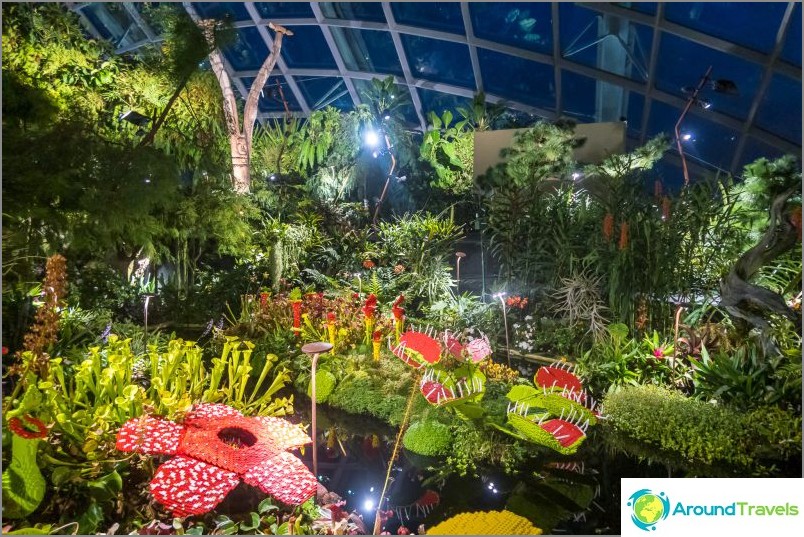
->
[455,252,466,292]
[143,293,156,342]
[493,292,511,368]
[301,341,333,479]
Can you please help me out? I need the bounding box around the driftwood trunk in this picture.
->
[719,185,800,350]
[205,22,292,194]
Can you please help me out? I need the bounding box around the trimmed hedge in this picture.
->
[602,384,801,473]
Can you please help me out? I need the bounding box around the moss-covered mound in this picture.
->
[403,420,453,456]
[306,369,337,403]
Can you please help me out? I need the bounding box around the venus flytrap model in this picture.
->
[501,363,600,455]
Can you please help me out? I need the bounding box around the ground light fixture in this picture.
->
[492,292,511,367]
[455,252,466,292]
[301,341,334,479]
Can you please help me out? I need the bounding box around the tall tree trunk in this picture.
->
[204,22,293,194]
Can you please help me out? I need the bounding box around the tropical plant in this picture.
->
[420,110,475,196]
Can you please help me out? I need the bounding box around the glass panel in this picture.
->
[478,48,555,110]
[561,4,652,82]
[781,3,802,67]
[652,158,685,192]
[625,91,645,137]
[297,77,354,111]
[613,2,657,16]
[320,2,386,23]
[221,27,270,72]
[647,100,740,171]
[352,78,419,126]
[401,35,474,88]
[392,2,464,34]
[498,108,543,128]
[191,2,251,22]
[737,136,785,172]
[281,26,337,69]
[469,2,552,54]
[242,76,302,112]
[254,2,315,19]
[561,70,597,123]
[664,2,786,54]
[416,88,473,121]
[655,32,763,121]
[330,27,403,76]
[754,73,802,144]
[135,3,176,36]
[80,3,146,49]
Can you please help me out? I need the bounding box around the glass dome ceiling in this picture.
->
[70,2,801,180]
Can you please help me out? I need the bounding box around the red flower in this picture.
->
[259,292,269,310]
[373,330,383,343]
[2,346,8,355]
[653,347,665,359]
[392,295,405,321]
[363,259,375,269]
[602,213,614,242]
[618,221,630,250]
[116,403,316,516]
[363,294,378,319]
[8,415,48,439]
[291,301,302,336]
[327,311,336,323]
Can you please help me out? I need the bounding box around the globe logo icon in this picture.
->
[627,489,670,531]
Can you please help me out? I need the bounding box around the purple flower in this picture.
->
[100,323,112,343]
[200,318,214,338]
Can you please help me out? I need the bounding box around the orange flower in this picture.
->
[602,213,614,242]
[618,221,630,250]
[662,196,671,222]
[362,259,375,269]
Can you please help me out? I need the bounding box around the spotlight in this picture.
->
[383,114,391,121]
[681,133,693,141]
[363,499,375,511]
[372,150,379,159]
[364,129,380,148]
[572,172,582,180]
[696,98,712,110]
[269,173,277,182]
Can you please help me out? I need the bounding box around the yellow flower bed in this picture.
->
[427,510,542,535]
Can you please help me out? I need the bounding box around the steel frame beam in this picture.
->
[65,1,800,172]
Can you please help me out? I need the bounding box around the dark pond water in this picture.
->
[288,381,677,536]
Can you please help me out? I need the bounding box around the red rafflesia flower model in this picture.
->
[116,403,316,516]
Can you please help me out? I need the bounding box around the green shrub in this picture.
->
[327,374,427,425]
[602,385,801,474]
[402,420,453,456]
[306,370,337,403]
